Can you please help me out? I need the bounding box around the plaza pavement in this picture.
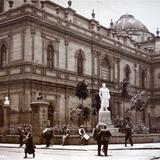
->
[0,143,160,151]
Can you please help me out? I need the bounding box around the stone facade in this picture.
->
[0,0,160,132]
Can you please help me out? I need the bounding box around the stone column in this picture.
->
[30,101,49,144]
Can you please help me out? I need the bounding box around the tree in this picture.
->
[70,104,91,127]
[91,93,101,116]
[75,80,89,104]
[130,91,149,112]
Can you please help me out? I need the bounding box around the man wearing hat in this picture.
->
[98,124,112,156]
[93,123,103,156]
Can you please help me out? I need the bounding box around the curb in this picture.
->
[0,145,160,151]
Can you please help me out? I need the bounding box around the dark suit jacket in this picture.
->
[93,128,101,142]
[99,129,112,143]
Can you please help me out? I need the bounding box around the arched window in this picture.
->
[47,45,54,69]
[0,44,6,68]
[124,64,131,81]
[101,57,110,80]
[48,105,54,127]
[142,70,146,89]
[77,52,83,75]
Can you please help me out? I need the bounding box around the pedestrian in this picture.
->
[93,123,103,156]
[125,123,133,147]
[99,124,112,156]
[19,129,24,147]
[23,132,35,158]
[62,127,71,146]
[42,125,54,147]
[78,125,89,145]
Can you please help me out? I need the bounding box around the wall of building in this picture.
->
[0,2,159,131]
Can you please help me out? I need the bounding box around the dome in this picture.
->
[113,14,149,32]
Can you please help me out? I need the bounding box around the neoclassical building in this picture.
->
[0,0,160,132]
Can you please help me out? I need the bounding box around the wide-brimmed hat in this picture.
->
[80,125,84,128]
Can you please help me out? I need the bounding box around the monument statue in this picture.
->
[99,83,110,111]
[98,83,120,135]
[98,83,112,125]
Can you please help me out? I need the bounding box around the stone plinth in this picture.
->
[99,111,112,125]
[30,101,49,144]
[98,110,120,136]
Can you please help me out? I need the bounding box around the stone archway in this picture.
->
[48,104,54,127]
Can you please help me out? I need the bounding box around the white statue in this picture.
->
[4,96,10,105]
[99,83,110,111]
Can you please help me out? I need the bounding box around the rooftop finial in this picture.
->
[110,19,113,28]
[91,9,95,19]
[41,1,45,9]
[8,0,14,8]
[156,28,159,37]
[68,0,72,8]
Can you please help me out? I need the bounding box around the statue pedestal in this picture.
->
[99,111,112,126]
[31,101,49,144]
[98,110,120,136]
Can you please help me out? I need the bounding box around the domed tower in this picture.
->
[112,14,154,43]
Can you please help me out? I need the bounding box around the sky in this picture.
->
[51,0,160,34]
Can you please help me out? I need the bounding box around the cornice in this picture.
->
[0,5,152,65]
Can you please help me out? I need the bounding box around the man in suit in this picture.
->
[93,123,103,156]
[42,125,54,147]
[125,123,133,147]
[99,125,112,156]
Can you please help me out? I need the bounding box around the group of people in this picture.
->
[93,123,112,156]
[42,125,71,147]
[18,123,134,158]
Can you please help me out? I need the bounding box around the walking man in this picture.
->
[99,125,112,156]
[93,123,103,156]
[42,125,54,147]
[125,123,133,147]
[24,132,35,158]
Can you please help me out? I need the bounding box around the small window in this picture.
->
[47,45,54,69]
[101,57,110,80]
[77,52,83,75]
[124,64,131,81]
[0,44,6,69]
[48,105,54,127]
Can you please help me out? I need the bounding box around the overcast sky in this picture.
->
[51,0,160,34]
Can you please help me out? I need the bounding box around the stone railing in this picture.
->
[0,133,160,144]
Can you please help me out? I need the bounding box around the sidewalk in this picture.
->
[0,143,160,151]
